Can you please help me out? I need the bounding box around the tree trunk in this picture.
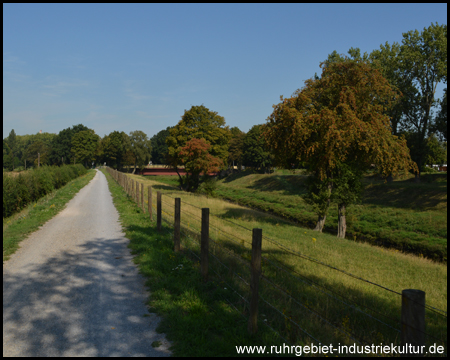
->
[175,167,185,190]
[314,215,326,232]
[337,203,346,238]
[414,172,420,183]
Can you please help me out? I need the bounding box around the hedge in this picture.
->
[3,164,87,218]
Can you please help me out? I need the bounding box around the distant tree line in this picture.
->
[3,125,152,173]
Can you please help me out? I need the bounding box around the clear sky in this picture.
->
[3,3,447,139]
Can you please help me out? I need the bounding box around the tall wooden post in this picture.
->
[148,186,152,220]
[401,289,425,357]
[157,191,162,231]
[248,228,262,335]
[174,198,181,252]
[132,180,135,199]
[141,183,144,212]
[201,208,210,282]
[136,181,140,207]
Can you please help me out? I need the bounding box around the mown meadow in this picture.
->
[117,170,447,355]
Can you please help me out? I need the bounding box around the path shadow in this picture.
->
[3,237,170,357]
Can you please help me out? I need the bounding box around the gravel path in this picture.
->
[3,170,171,357]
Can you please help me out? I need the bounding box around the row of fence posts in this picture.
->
[108,168,428,356]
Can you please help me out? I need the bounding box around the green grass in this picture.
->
[111,170,447,355]
[3,169,96,262]
[101,169,285,356]
[197,171,447,262]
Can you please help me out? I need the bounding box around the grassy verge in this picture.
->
[101,169,285,356]
[3,169,96,262]
[111,171,447,354]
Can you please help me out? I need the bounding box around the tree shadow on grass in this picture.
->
[247,175,308,196]
[221,170,257,184]
[362,179,447,211]
[151,184,179,191]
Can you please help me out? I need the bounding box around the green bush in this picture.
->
[3,165,88,218]
[197,176,218,197]
[422,166,440,173]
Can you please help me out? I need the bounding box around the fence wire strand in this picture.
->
[107,172,447,350]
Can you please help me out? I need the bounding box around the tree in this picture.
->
[423,133,447,167]
[3,140,13,170]
[128,130,151,173]
[5,130,18,170]
[399,23,447,180]
[101,131,129,169]
[166,105,230,186]
[242,124,273,172]
[25,140,51,167]
[150,127,172,164]
[178,138,223,192]
[71,129,100,167]
[49,124,89,165]
[263,59,417,237]
[368,42,418,137]
[432,88,447,141]
[330,163,364,238]
[228,126,245,170]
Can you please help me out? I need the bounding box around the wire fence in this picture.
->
[106,168,448,356]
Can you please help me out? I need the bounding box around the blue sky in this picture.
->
[3,3,447,139]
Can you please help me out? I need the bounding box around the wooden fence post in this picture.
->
[201,208,210,282]
[141,183,144,212]
[174,198,181,252]
[132,180,135,199]
[401,289,425,357]
[148,186,152,220]
[157,191,162,231]
[136,181,140,207]
[248,228,262,335]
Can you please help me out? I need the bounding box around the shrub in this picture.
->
[3,164,88,219]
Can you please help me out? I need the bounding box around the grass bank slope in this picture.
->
[212,171,447,262]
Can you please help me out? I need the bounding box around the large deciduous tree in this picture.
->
[398,23,447,180]
[228,126,245,170]
[71,129,100,167]
[128,130,151,173]
[150,127,172,165]
[242,124,273,172]
[49,124,89,165]
[101,131,129,169]
[263,59,417,237]
[178,138,222,192]
[166,105,230,187]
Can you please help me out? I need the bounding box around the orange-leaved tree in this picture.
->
[263,59,417,237]
[179,138,222,192]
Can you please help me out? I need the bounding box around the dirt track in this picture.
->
[3,170,171,357]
